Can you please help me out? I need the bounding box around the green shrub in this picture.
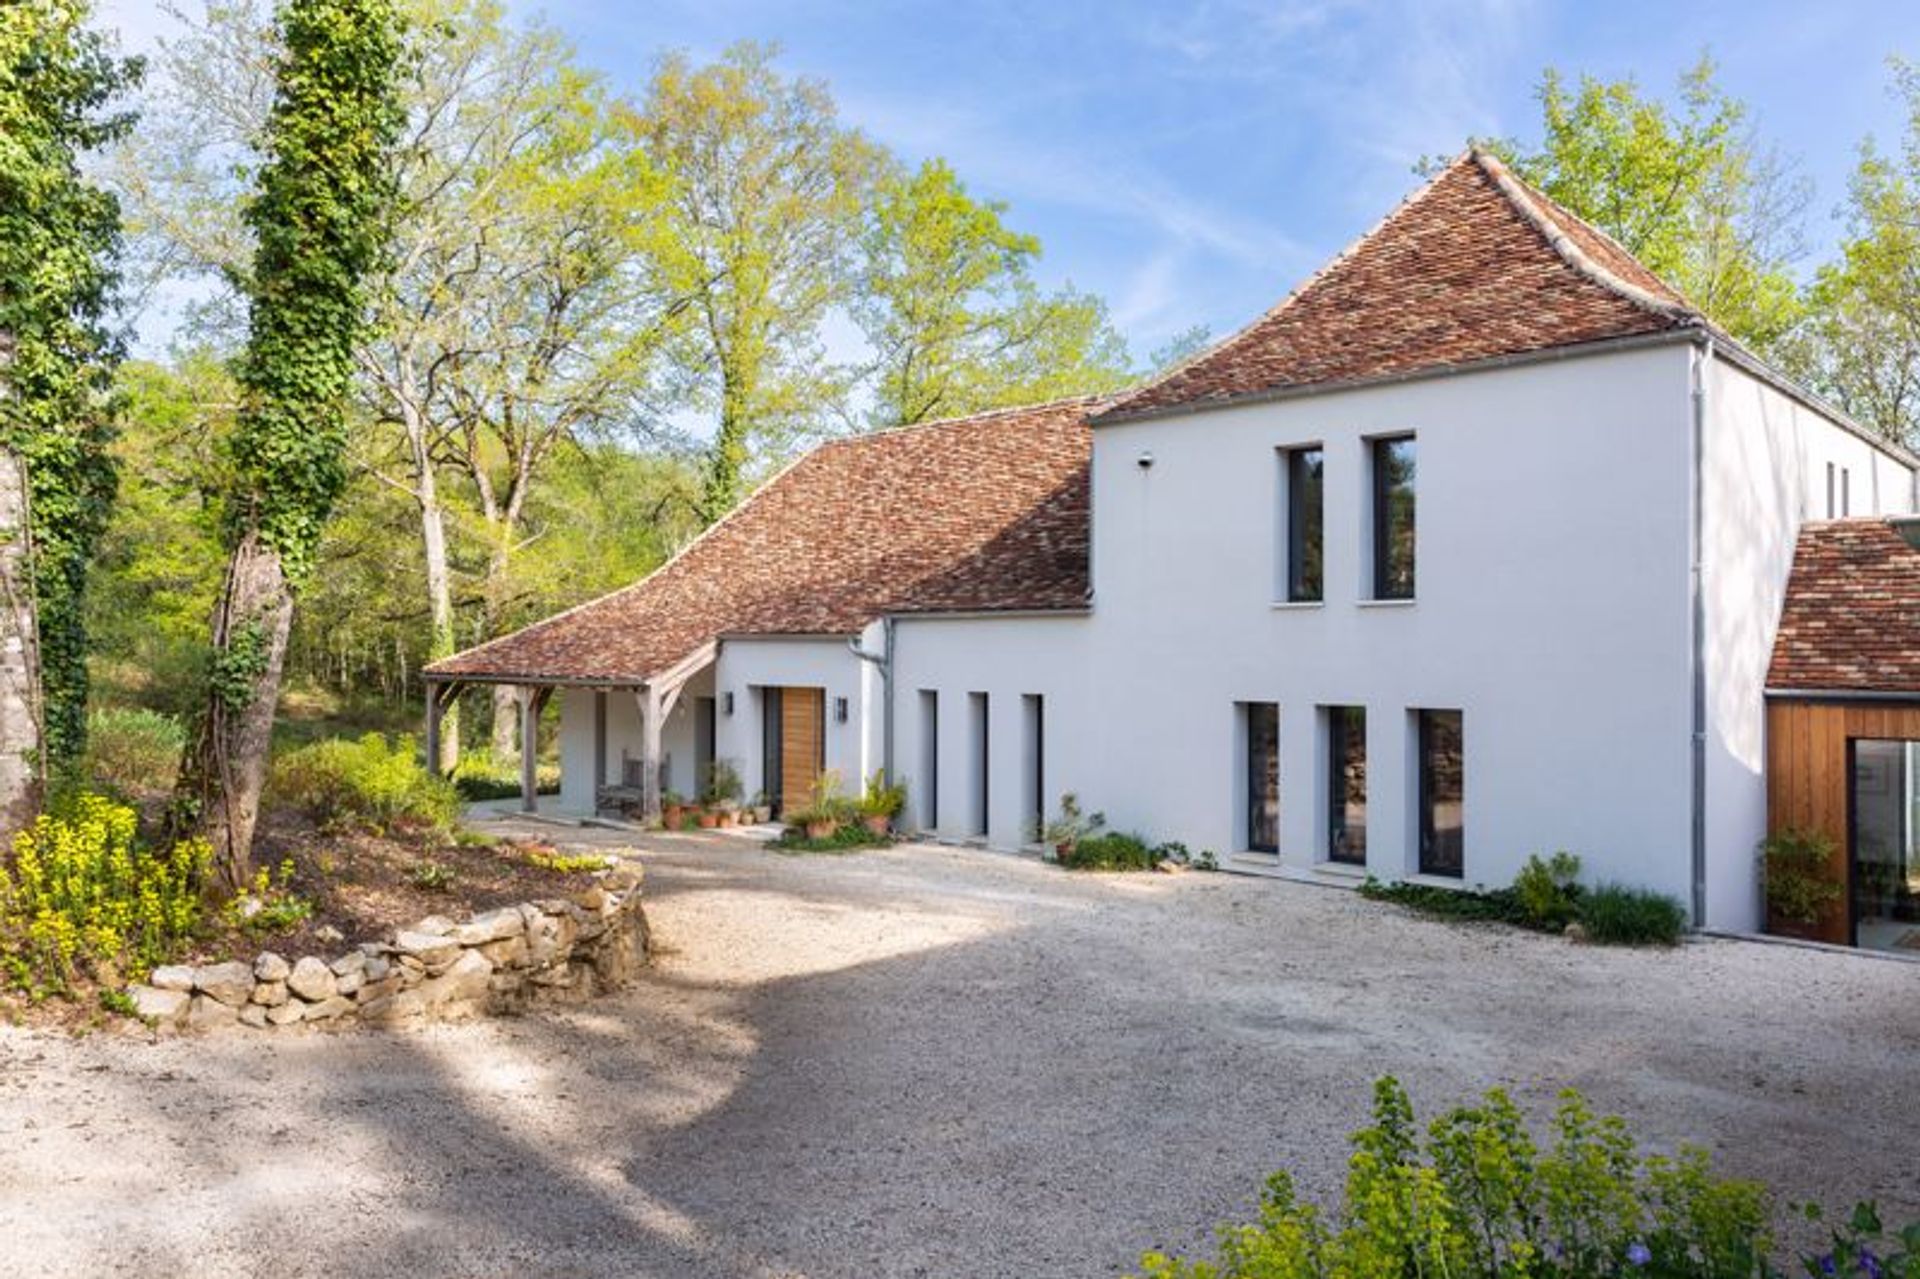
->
[525,848,614,874]
[1579,883,1688,946]
[449,755,560,801]
[225,857,312,933]
[79,706,187,800]
[857,769,907,820]
[270,733,459,834]
[407,861,457,892]
[1757,828,1842,926]
[770,822,892,854]
[1136,1076,1920,1279]
[0,794,209,993]
[1514,850,1584,928]
[1360,877,1535,926]
[1062,830,1162,871]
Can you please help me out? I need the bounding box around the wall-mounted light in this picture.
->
[834,696,849,723]
[1136,449,1155,470]
[723,691,734,716]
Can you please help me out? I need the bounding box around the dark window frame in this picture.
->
[1326,706,1367,865]
[1246,702,1280,853]
[1283,446,1325,603]
[1417,709,1465,878]
[1370,435,1416,600]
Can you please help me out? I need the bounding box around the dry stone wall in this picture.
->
[125,863,648,1031]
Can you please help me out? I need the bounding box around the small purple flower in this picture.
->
[1818,1254,1838,1277]
[1859,1247,1883,1279]
[1626,1242,1652,1267]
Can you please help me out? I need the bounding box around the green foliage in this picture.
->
[770,822,892,854]
[224,0,407,579]
[1363,859,1687,947]
[1579,883,1689,946]
[1777,59,1920,451]
[1039,792,1105,853]
[856,156,1133,425]
[1473,56,1805,351]
[1137,1077,1780,1279]
[1757,828,1843,926]
[225,855,310,932]
[1514,851,1584,929]
[857,769,907,819]
[1060,830,1164,872]
[406,860,456,892]
[0,0,143,772]
[78,705,186,800]
[268,732,457,834]
[0,794,208,993]
[524,848,613,874]
[208,619,270,711]
[705,757,744,808]
[449,755,558,801]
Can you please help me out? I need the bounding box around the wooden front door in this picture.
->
[768,687,825,816]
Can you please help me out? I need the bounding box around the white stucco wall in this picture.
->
[712,634,879,805]
[891,615,1095,848]
[1700,357,1917,928]
[555,667,713,814]
[1064,343,1697,898]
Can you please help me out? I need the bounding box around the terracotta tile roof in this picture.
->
[1768,519,1920,695]
[1096,149,1701,422]
[426,397,1101,684]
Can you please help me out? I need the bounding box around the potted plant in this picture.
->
[704,758,744,828]
[750,791,773,824]
[662,791,686,829]
[857,770,907,836]
[1039,792,1104,865]
[696,805,721,829]
[1759,828,1844,941]
[787,770,845,840]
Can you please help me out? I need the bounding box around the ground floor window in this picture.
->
[1417,709,1464,877]
[1326,706,1366,865]
[1023,694,1044,841]
[919,690,938,830]
[1851,738,1920,951]
[1246,702,1279,852]
[969,692,989,837]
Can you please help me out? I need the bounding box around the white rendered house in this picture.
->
[429,151,1920,946]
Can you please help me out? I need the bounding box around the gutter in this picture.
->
[1689,338,1712,930]
[1764,687,1920,705]
[848,618,895,784]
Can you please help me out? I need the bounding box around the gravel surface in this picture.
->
[1,820,1915,1278]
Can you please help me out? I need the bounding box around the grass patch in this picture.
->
[1577,883,1688,945]
[1359,879,1540,928]
[1060,830,1161,871]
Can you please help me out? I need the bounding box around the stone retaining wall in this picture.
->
[125,863,648,1031]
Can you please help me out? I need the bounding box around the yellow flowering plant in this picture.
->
[0,794,210,994]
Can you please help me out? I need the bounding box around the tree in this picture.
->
[1477,57,1807,351]
[642,43,881,522]
[1778,60,1920,451]
[172,0,406,888]
[855,157,1132,425]
[0,0,139,826]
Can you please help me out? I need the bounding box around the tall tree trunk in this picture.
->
[175,531,294,893]
[0,448,42,833]
[414,440,458,774]
[484,532,516,767]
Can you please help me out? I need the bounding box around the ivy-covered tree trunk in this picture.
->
[169,0,404,890]
[0,446,43,832]
[176,532,292,892]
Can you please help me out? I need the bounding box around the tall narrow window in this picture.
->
[969,692,989,838]
[919,690,939,830]
[1023,694,1045,840]
[1417,710,1464,877]
[1284,447,1324,602]
[1842,467,1852,516]
[1371,436,1416,599]
[1246,702,1279,852]
[1826,462,1837,518]
[1327,706,1367,865]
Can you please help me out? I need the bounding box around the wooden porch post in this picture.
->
[424,679,443,779]
[519,686,540,813]
[592,689,607,815]
[638,684,664,826]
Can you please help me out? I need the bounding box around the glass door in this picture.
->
[1850,739,1920,952]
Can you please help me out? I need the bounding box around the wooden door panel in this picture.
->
[779,688,824,813]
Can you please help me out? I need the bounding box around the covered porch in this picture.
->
[423,641,717,823]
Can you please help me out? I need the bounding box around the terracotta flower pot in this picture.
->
[862,814,891,836]
[663,804,684,828]
[697,811,720,829]
[1055,842,1076,864]
[805,819,837,840]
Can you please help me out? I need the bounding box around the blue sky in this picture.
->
[100,0,1920,363]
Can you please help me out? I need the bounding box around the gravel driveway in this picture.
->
[1,823,1914,1278]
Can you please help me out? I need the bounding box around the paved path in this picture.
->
[1,824,1914,1278]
